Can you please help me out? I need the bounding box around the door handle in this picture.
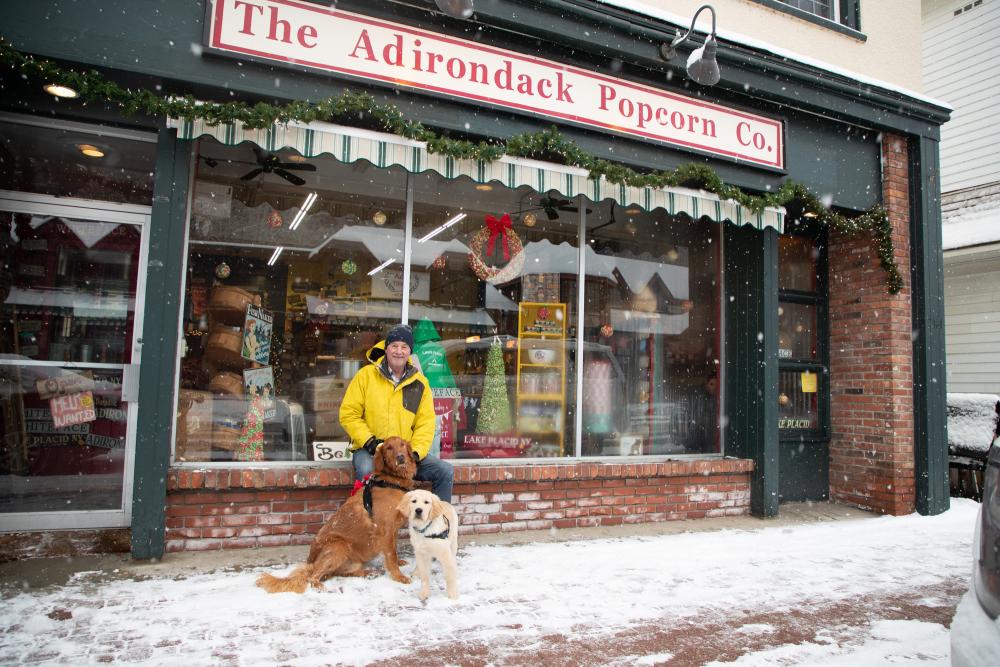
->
[122,363,140,402]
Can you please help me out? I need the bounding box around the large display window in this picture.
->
[175,137,726,463]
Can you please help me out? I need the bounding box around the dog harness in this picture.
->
[413,516,451,540]
[358,474,411,518]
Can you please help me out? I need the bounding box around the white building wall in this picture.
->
[943,250,1000,393]
[922,0,1000,192]
[613,1,924,91]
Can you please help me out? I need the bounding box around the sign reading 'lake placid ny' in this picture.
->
[205,0,784,168]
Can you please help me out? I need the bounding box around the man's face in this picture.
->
[386,341,411,367]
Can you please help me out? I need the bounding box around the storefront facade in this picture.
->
[0,0,950,560]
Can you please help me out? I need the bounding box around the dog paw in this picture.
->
[391,574,412,584]
[397,558,408,566]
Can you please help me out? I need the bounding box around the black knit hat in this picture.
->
[385,323,414,350]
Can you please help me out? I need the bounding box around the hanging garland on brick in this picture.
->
[0,38,901,293]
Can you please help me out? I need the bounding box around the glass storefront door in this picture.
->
[0,194,149,530]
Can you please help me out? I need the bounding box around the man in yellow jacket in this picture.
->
[339,323,454,501]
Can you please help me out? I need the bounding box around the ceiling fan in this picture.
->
[239,147,317,186]
[532,196,592,220]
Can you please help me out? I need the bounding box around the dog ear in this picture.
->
[372,443,386,475]
[403,439,417,475]
[431,496,445,520]
[397,492,412,519]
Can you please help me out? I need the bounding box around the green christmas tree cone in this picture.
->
[476,338,512,434]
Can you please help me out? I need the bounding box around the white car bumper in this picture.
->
[951,589,1000,666]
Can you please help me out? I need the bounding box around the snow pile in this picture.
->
[942,197,1000,250]
[0,500,981,666]
[947,393,1000,456]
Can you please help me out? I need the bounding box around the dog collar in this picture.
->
[362,475,411,517]
[414,516,450,540]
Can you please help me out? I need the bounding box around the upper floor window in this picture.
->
[778,0,834,21]
[756,0,861,32]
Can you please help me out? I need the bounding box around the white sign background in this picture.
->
[206,0,784,168]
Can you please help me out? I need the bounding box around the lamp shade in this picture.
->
[686,35,720,86]
[434,0,474,19]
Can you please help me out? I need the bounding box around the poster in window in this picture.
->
[243,366,276,419]
[242,304,273,364]
[50,391,97,429]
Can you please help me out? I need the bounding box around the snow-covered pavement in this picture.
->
[0,499,979,666]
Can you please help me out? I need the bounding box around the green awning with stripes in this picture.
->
[168,118,784,233]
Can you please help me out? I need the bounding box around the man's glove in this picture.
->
[362,436,383,455]
[412,451,421,463]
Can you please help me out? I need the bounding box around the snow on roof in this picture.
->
[597,0,951,110]
[942,196,1000,250]
[947,392,1000,455]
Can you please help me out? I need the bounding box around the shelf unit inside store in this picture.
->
[515,302,567,456]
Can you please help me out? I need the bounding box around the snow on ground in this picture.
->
[0,500,980,666]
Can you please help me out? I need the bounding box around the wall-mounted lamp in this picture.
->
[659,4,721,86]
[434,0,474,19]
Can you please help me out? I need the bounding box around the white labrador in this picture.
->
[398,489,459,600]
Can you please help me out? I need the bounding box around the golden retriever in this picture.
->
[398,489,459,600]
[256,437,417,593]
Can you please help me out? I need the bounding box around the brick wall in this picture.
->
[164,459,752,552]
[827,132,915,515]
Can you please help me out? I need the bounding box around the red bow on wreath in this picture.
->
[485,213,512,262]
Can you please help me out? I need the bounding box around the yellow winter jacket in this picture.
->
[339,340,436,459]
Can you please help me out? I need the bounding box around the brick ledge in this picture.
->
[167,458,753,492]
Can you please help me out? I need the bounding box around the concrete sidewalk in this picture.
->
[0,501,876,589]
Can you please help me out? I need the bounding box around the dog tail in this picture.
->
[255,564,314,594]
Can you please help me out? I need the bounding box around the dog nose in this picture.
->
[396,454,406,465]
[414,507,422,516]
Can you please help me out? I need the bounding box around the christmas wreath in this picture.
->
[467,213,525,284]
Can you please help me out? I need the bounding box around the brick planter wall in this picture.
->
[827,132,915,515]
[164,459,753,553]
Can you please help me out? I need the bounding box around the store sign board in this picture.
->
[205,0,784,168]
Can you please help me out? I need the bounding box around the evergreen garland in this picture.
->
[1,37,902,293]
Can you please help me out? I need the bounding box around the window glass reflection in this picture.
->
[581,205,722,456]
[179,139,405,462]
[778,369,821,430]
[410,172,578,459]
[778,302,818,360]
[0,120,155,205]
[177,139,731,463]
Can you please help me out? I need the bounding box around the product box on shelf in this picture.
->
[298,376,350,412]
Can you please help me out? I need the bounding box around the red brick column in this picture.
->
[827,132,914,515]
[163,459,753,553]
